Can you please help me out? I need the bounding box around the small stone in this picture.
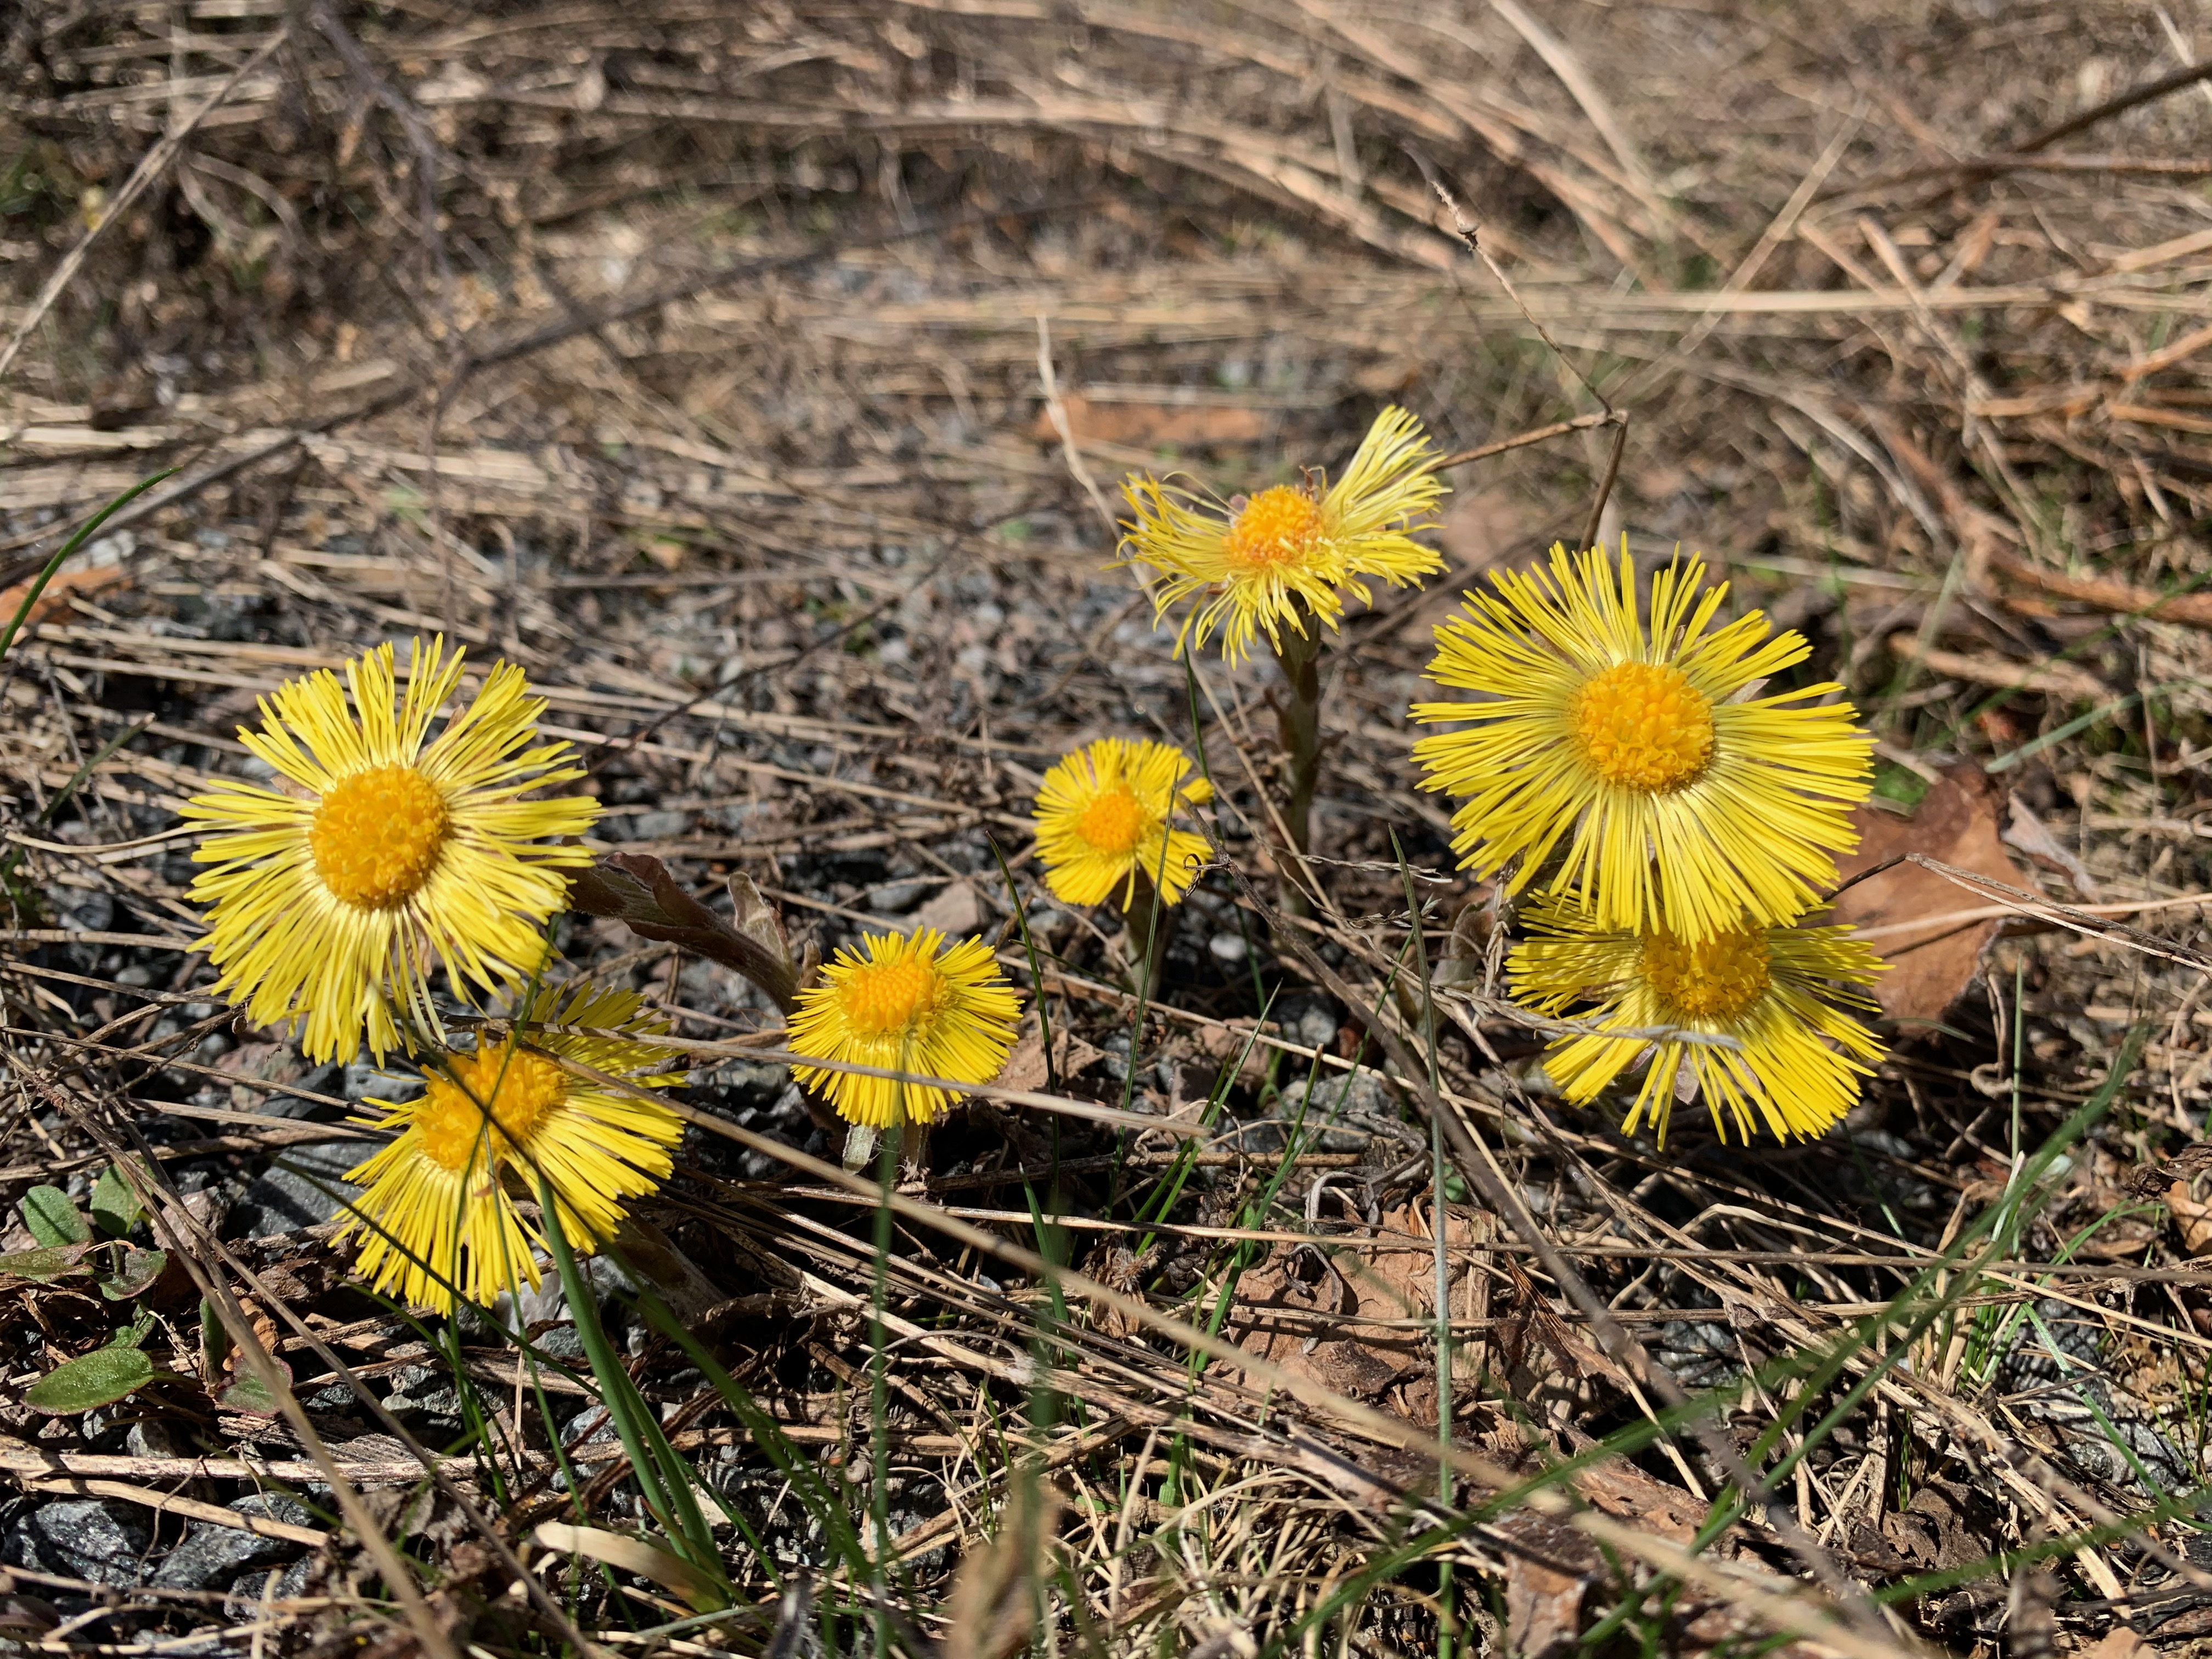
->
[258,1064,346,1121]
[867,878,935,914]
[230,1142,364,1238]
[4,1499,151,1585]
[621,810,690,842]
[151,1496,314,1591]
[1294,1006,1339,1051]
[1207,933,1248,965]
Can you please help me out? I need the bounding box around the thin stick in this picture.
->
[1418,165,1628,551]
[1035,313,1118,536]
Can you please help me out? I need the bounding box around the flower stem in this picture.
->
[1117,867,1175,1001]
[1270,624,1324,913]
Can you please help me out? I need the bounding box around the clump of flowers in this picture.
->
[788,928,1022,1139]
[335,980,685,1314]
[1507,896,1886,1146]
[1403,539,1890,1145]
[183,637,599,1064]
[1121,407,1446,857]
[1409,543,1874,943]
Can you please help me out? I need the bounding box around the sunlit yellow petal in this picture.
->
[1032,737,1213,909]
[333,980,684,1315]
[1410,542,1874,941]
[181,637,600,1064]
[1119,407,1447,664]
[787,928,1022,1130]
[1508,895,1886,1146]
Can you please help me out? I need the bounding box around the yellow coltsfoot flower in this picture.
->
[1410,543,1874,943]
[1508,895,1886,1146]
[183,637,599,1063]
[1120,405,1446,664]
[788,928,1022,1130]
[1032,737,1214,909]
[335,980,685,1314]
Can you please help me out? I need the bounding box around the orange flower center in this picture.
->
[1641,930,1771,1022]
[1569,662,1715,793]
[413,1046,566,1173]
[841,955,939,1039]
[1075,786,1148,856]
[1223,486,1325,572]
[309,764,450,908]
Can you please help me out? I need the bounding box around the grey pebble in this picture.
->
[620,809,691,842]
[3,1499,151,1586]
[231,1142,364,1238]
[151,1496,317,1592]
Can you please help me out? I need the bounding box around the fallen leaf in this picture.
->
[532,1522,724,1609]
[1227,1205,1485,1427]
[1437,487,1540,578]
[1030,393,1266,450]
[1828,764,2030,1027]
[2078,1627,2149,1659]
[0,563,128,631]
[1503,1550,1586,1659]
[995,1018,1101,1095]
[2168,1181,2212,1255]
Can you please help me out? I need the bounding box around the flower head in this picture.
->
[1121,406,1446,663]
[183,638,599,1063]
[1032,738,1214,909]
[335,980,684,1314]
[1410,543,1873,943]
[788,928,1022,1130]
[1509,896,1886,1145]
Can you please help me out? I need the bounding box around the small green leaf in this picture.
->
[88,1163,147,1239]
[19,1187,90,1248]
[217,1368,283,1415]
[0,1245,89,1284]
[108,1307,155,1349]
[24,1346,155,1414]
[97,1247,166,1301]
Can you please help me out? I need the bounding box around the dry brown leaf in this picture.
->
[2076,1627,2149,1659]
[1437,486,1540,577]
[1227,1205,1485,1426]
[2167,1181,2212,1256]
[2001,793,2099,898]
[1028,394,1266,449]
[0,563,128,630]
[1829,764,2029,1026]
[1503,1549,1587,1659]
[532,1522,721,1609]
[995,1018,1102,1095]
